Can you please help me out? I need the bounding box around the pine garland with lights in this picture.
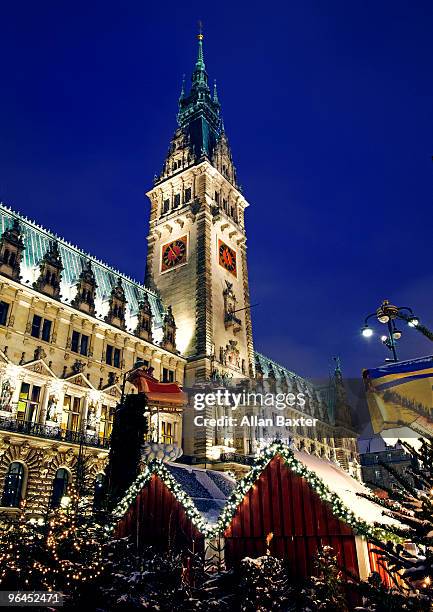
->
[110,441,398,544]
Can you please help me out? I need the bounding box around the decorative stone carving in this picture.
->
[104,277,126,330]
[71,260,97,315]
[0,219,25,281]
[33,240,63,299]
[33,346,47,361]
[134,293,153,342]
[72,360,85,375]
[160,305,177,352]
[221,339,240,370]
[223,280,241,332]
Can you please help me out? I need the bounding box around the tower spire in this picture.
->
[196,21,205,70]
[179,74,186,104]
[192,22,208,89]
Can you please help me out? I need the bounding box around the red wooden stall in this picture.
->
[115,473,205,555]
[223,454,360,579]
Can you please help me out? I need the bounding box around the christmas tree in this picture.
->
[360,437,433,607]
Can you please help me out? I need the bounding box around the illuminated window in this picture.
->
[16,382,41,423]
[99,404,114,440]
[1,462,25,507]
[62,395,81,433]
[161,421,173,444]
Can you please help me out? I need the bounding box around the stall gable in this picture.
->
[223,454,359,578]
[115,473,205,554]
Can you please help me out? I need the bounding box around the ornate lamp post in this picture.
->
[361,299,433,362]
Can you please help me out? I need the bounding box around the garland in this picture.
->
[110,442,400,542]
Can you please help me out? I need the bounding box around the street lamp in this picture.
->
[361,299,433,362]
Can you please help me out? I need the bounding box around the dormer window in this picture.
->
[33,240,63,299]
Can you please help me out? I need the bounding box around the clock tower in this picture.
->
[145,31,255,458]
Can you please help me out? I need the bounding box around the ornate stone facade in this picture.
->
[0,206,186,517]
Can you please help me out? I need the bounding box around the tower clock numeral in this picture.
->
[161,236,187,272]
[218,239,237,276]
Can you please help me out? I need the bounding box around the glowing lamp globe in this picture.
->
[362,326,373,338]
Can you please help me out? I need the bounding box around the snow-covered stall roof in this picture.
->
[166,464,236,524]
[291,449,398,527]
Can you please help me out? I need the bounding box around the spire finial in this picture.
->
[213,78,220,104]
[179,74,186,102]
[195,20,205,71]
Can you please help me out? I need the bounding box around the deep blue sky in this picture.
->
[1,1,432,378]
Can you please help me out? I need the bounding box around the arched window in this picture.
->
[93,473,105,512]
[51,468,70,508]
[1,461,25,507]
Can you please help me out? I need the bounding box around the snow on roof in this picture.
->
[292,449,398,527]
[166,463,236,525]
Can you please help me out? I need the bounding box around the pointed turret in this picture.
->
[156,29,238,188]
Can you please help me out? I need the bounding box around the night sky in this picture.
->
[1,1,432,379]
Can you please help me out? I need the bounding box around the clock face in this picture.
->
[218,239,237,276]
[161,236,188,272]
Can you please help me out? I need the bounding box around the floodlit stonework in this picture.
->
[0,33,359,516]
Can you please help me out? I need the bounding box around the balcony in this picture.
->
[0,415,110,450]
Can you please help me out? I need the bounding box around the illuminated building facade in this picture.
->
[0,33,358,516]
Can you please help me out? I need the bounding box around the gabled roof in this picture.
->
[0,203,165,331]
[112,461,236,531]
[112,442,399,540]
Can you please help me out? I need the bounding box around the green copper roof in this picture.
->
[0,203,165,331]
[176,32,223,158]
[255,351,333,423]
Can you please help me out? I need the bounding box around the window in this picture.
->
[0,301,9,326]
[106,345,121,368]
[161,421,173,445]
[162,368,175,383]
[173,193,181,208]
[99,404,114,440]
[16,382,41,423]
[62,395,81,433]
[1,462,25,507]
[71,330,89,356]
[51,468,70,509]
[162,199,170,214]
[31,314,52,342]
[374,469,382,481]
[93,473,105,512]
[184,187,191,203]
[215,191,220,205]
